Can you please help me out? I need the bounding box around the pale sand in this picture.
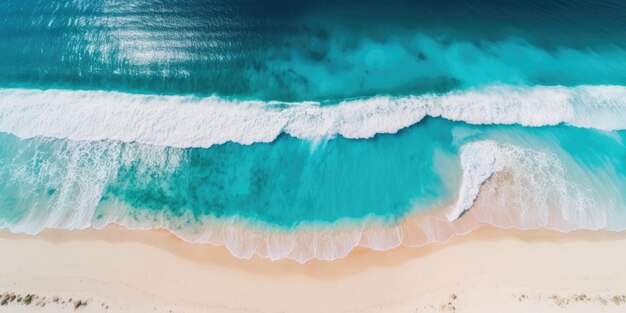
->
[1,226,626,313]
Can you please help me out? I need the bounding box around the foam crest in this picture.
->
[448,141,599,226]
[0,85,625,148]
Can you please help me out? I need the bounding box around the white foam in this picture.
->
[449,140,612,231]
[0,140,182,235]
[0,137,624,262]
[447,141,499,221]
[0,85,624,148]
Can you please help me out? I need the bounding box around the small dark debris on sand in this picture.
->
[440,293,458,312]
[612,295,626,305]
[74,299,87,310]
[545,293,626,307]
[0,291,94,311]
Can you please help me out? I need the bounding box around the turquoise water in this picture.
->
[0,119,623,230]
[0,0,625,260]
[1,0,626,100]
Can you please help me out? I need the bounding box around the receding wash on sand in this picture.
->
[0,0,625,312]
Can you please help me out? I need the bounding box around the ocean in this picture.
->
[0,0,624,262]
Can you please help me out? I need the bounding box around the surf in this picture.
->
[0,119,623,262]
[0,85,625,150]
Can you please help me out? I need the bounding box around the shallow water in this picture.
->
[1,119,623,229]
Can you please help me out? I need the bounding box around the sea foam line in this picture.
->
[94,140,626,262]
[0,85,625,148]
[1,137,623,262]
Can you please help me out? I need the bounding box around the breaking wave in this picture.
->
[0,85,625,148]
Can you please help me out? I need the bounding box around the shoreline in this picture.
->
[2,225,626,312]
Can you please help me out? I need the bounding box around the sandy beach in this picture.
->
[1,226,625,313]
[1,1,625,313]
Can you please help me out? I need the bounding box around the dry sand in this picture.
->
[1,225,625,313]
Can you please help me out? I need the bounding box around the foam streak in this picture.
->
[0,85,625,148]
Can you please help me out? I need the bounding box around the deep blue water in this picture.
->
[1,0,626,100]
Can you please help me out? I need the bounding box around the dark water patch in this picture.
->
[1,0,626,100]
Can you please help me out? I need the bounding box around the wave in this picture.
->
[1,138,623,263]
[449,141,607,224]
[0,85,625,148]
